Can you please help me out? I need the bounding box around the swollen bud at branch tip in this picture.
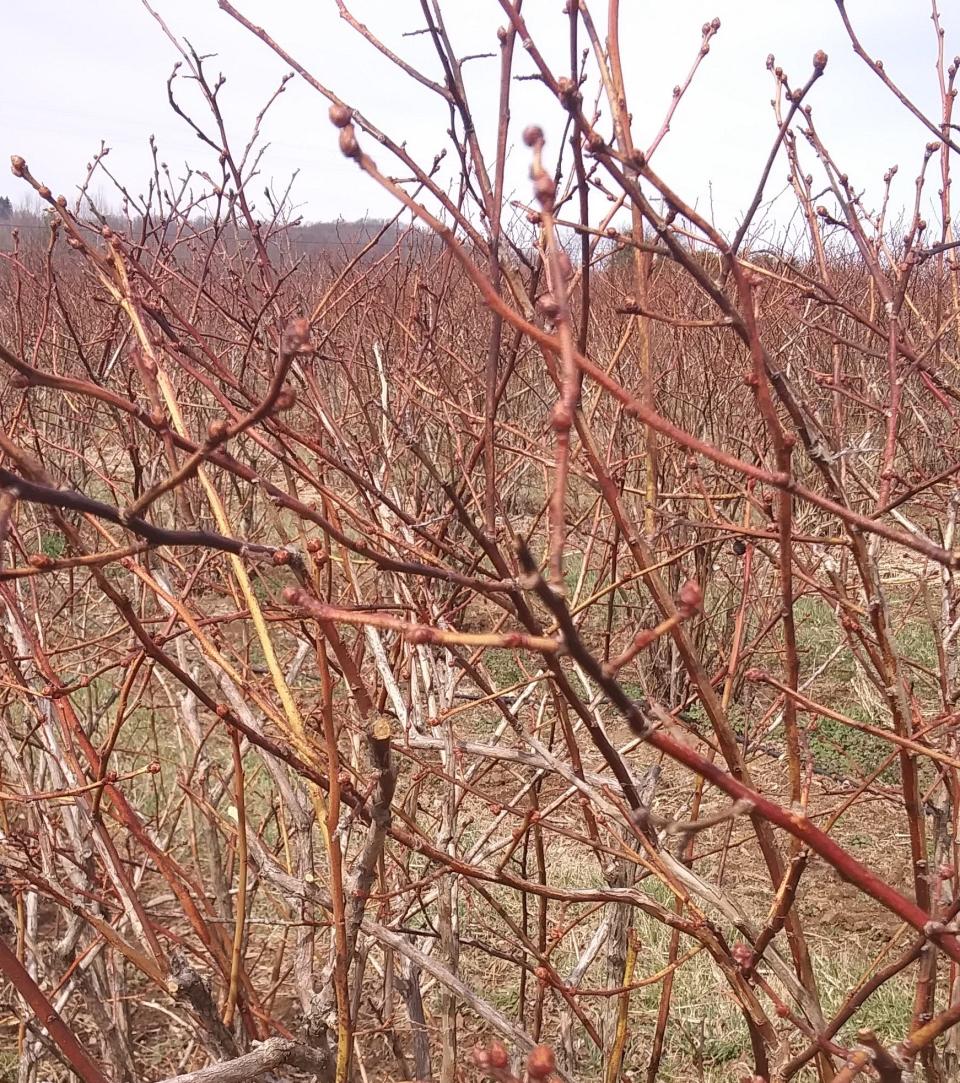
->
[206,419,229,443]
[487,1041,509,1068]
[281,317,311,356]
[328,102,352,128]
[338,125,361,160]
[813,50,828,73]
[527,1045,556,1080]
[731,942,752,968]
[342,125,364,159]
[523,125,545,148]
[10,155,26,177]
[678,580,703,612]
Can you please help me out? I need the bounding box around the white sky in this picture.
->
[2,2,953,235]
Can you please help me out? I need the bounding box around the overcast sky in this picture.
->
[2,2,953,235]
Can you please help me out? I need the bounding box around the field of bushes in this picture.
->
[2,4,960,1083]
